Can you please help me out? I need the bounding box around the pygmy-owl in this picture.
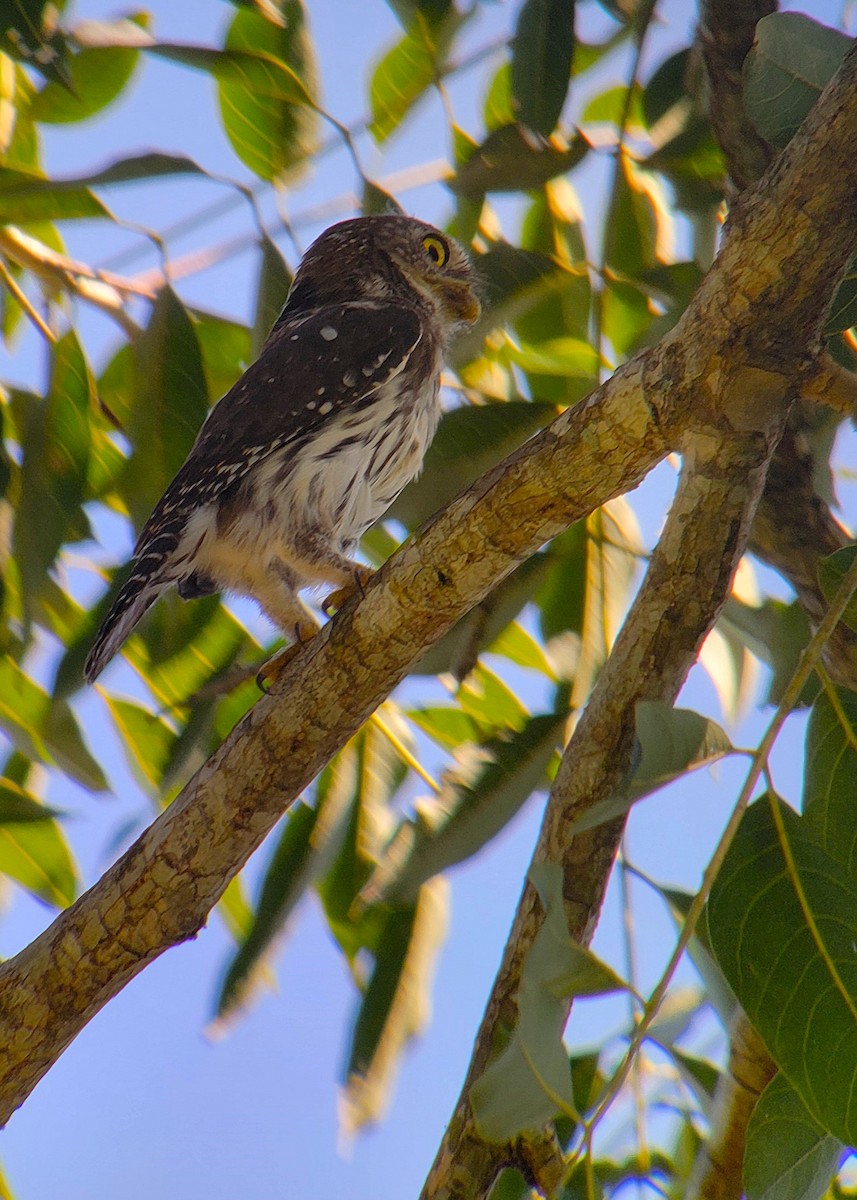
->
[84,214,481,682]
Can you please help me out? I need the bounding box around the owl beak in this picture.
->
[442,280,481,326]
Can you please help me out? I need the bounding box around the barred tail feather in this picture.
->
[84,571,171,682]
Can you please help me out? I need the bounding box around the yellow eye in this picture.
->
[422,234,449,267]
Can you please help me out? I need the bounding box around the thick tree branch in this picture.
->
[700,0,857,692]
[0,352,668,1125]
[421,39,857,1200]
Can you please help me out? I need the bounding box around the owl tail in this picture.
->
[84,568,172,682]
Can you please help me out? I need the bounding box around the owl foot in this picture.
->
[256,620,319,690]
[322,565,373,616]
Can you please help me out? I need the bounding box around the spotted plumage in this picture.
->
[84,214,480,682]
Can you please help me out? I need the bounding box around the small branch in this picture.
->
[801,355,857,417]
[697,0,776,193]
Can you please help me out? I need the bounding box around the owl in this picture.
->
[84,215,481,682]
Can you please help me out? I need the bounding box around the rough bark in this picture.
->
[420,38,857,1200]
[0,351,668,1125]
[1,27,857,1195]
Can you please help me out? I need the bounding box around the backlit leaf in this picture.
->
[451,124,588,197]
[568,702,734,834]
[217,4,319,183]
[121,285,209,527]
[361,712,563,904]
[708,794,857,1144]
[342,877,448,1133]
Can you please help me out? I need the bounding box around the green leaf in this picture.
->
[216,4,319,183]
[216,802,317,1020]
[803,686,857,873]
[104,697,177,794]
[708,794,857,1145]
[471,862,627,1141]
[818,545,857,632]
[368,6,465,143]
[743,13,852,149]
[251,235,292,357]
[389,400,554,530]
[316,721,406,961]
[568,702,734,835]
[13,331,92,624]
[0,809,77,906]
[192,311,252,402]
[721,596,814,708]
[362,712,563,905]
[0,657,106,791]
[510,0,575,136]
[0,778,60,823]
[450,124,588,197]
[30,35,140,123]
[121,286,209,527]
[745,1072,844,1200]
[342,879,448,1133]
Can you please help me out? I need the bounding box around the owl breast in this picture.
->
[288,368,442,556]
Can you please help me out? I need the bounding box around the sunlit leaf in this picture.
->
[0,809,77,906]
[342,877,448,1133]
[31,24,142,123]
[104,697,177,793]
[369,18,451,143]
[217,3,319,183]
[362,712,563,904]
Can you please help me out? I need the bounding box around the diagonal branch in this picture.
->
[0,350,668,1126]
[421,38,857,1200]
[700,0,857,691]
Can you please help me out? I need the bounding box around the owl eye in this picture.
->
[422,234,449,267]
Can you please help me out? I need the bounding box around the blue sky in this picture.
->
[1,1,855,1196]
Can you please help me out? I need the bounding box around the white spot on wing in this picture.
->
[320,326,338,341]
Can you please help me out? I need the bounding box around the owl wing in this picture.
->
[85,302,424,681]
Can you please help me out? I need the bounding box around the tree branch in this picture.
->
[421,39,857,1199]
[0,351,668,1125]
[700,0,857,692]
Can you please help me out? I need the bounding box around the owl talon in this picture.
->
[256,622,318,690]
[323,566,373,616]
